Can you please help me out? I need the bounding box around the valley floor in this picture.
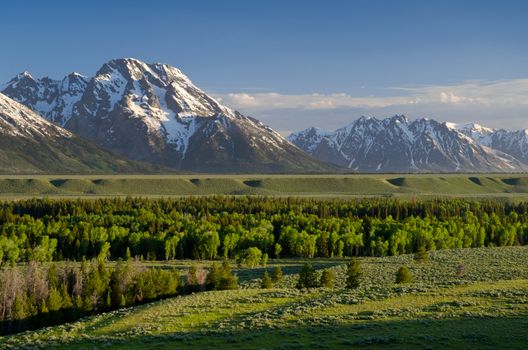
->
[2,246,528,349]
[2,174,528,199]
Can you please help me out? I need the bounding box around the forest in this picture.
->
[0,196,528,334]
[0,196,526,264]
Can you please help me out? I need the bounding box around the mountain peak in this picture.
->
[23,70,33,77]
[62,72,88,88]
[65,72,87,79]
[357,115,374,122]
[2,71,36,90]
[16,70,34,80]
[2,60,327,172]
[390,114,409,123]
[459,122,495,133]
[444,121,458,130]
[289,115,528,172]
[96,58,191,85]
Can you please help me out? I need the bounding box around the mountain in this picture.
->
[2,59,327,173]
[458,123,528,164]
[288,115,527,172]
[0,93,155,174]
[2,71,89,127]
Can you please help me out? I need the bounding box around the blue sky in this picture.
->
[1,0,527,133]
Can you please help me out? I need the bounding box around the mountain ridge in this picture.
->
[289,115,528,172]
[3,58,330,173]
[0,92,162,174]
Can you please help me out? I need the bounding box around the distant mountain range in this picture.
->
[2,58,327,173]
[288,115,528,172]
[0,93,154,174]
[2,58,527,174]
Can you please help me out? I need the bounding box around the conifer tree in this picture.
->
[206,262,221,290]
[47,289,62,314]
[261,270,273,289]
[296,263,319,289]
[60,284,73,310]
[261,253,269,268]
[345,258,362,289]
[395,266,413,284]
[414,245,428,263]
[271,266,283,285]
[217,260,238,290]
[320,269,335,288]
[125,247,132,261]
[187,265,199,292]
[12,295,27,320]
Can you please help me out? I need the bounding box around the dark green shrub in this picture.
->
[414,246,429,263]
[395,266,412,284]
[296,263,319,289]
[261,270,273,289]
[271,266,283,285]
[320,269,335,288]
[346,258,362,289]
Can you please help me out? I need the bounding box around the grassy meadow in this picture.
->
[1,181,528,349]
[2,246,527,349]
[1,174,528,198]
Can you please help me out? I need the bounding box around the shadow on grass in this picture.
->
[47,316,528,350]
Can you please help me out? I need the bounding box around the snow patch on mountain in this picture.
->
[2,58,322,172]
[1,72,89,126]
[289,115,527,172]
[0,93,71,138]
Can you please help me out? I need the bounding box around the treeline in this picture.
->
[0,197,527,264]
[0,258,238,334]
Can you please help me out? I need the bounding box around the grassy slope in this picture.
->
[0,135,163,175]
[1,174,528,198]
[3,246,528,349]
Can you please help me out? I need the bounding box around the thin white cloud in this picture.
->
[216,92,416,111]
[398,79,528,106]
[213,79,528,135]
[216,79,528,111]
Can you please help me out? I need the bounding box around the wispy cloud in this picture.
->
[213,79,528,135]
[399,79,528,106]
[216,92,416,110]
[216,79,528,111]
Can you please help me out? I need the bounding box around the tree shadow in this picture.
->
[36,315,528,349]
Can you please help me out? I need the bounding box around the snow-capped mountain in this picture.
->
[0,92,153,174]
[289,115,527,172]
[0,92,72,139]
[455,123,496,145]
[3,59,327,172]
[457,123,528,164]
[2,71,89,127]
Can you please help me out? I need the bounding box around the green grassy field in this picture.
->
[3,246,527,349]
[2,174,528,198]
